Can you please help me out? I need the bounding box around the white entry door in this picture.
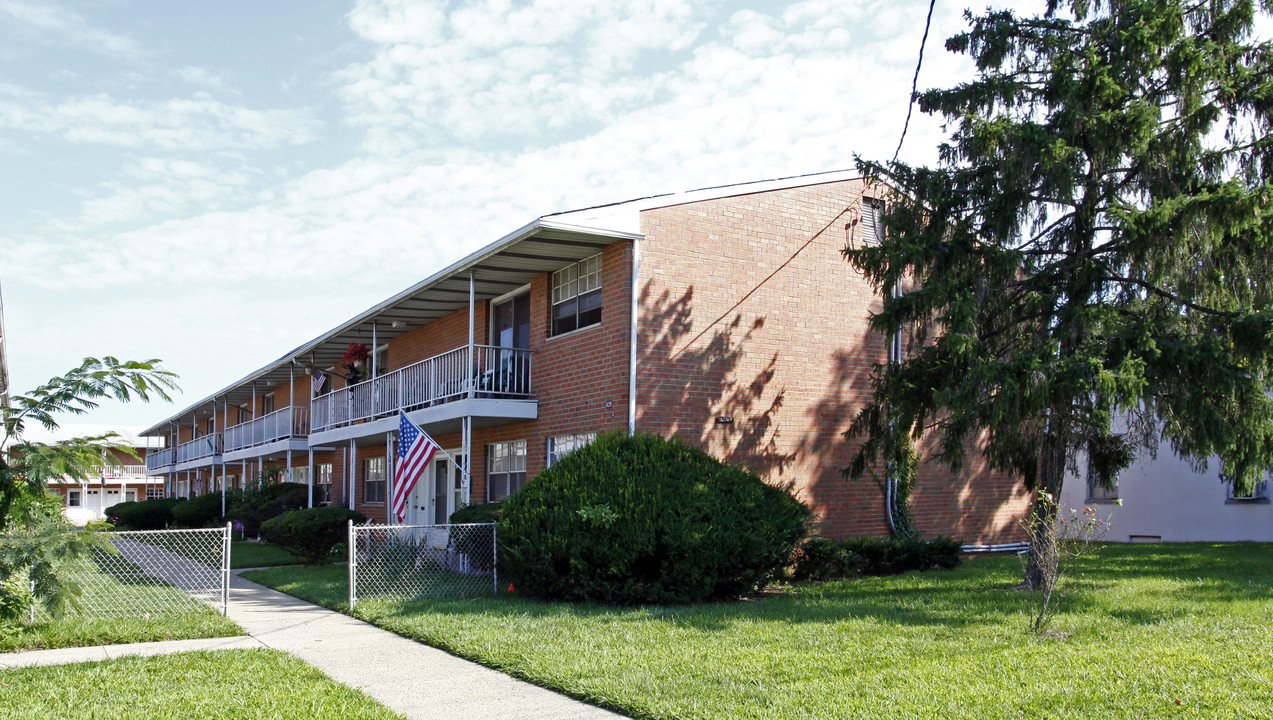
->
[407,450,463,526]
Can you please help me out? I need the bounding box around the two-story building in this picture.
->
[141,171,1030,542]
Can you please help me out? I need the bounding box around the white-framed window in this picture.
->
[547,432,597,468]
[363,457,386,504]
[146,486,164,500]
[316,463,333,505]
[488,439,527,502]
[1227,478,1270,503]
[125,490,137,503]
[289,466,309,485]
[551,253,603,336]
[1085,460,1119,503]
[861,197,885,245]
[67,490,81,507]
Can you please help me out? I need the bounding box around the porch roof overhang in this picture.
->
[142,219,640,437]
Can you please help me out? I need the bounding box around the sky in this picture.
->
[1,0,1019,431]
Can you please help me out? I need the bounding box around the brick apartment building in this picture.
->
[141,171,1029,543]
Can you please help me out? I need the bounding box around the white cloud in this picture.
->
[0,0,142,59]
[0,86,321,151]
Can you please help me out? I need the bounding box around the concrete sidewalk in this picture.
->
[1,573,627,720]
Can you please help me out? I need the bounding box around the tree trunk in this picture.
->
[1023,414,1069,589]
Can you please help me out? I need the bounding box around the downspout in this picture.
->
[628,237,640,436]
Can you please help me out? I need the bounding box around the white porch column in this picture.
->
[385,431,394,525]
[349,437,357,512]
[462,416,472,506]
[468,272,475,400]
[307,447,315,508]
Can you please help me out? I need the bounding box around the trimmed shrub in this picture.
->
[499,431,811,604]
[259,507,367,565]
[449,501,502,525]
[170,492,228,528]
[83,519,114,532]
[108,498,180,530]
[228,482,308,537]
[791,535,963,582]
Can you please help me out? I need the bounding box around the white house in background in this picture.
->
[1061,448,1272,543]
[21,424,167,526]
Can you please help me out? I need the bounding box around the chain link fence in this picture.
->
[348,522,497,609]
[28,525,230,622]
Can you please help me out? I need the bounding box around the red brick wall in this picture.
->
[634,179,1029,543]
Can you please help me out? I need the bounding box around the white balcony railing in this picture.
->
[224,406,310,453]
[92,465,150,480]
[311,344,533,433]
[146,448,175,471]
[174,433,222,464]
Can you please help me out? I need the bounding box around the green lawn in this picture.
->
[245,543,1273,720]
[230,540,308,569]
[0,649,403,720]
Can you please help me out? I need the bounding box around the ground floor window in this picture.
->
[67,490,81,507]
[364,457,386,504]
[547,432,597,468]
[1085,460,1119,503]
[488,440,527,501]
[1227,478,1270,502]
[126,490,138,503]
[146,486,164,500]
[289,466,309,485]
[316,463,333,505]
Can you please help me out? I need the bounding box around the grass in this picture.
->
[244,543,1273,720]
[230,540,308,569]
[0,613,242,654]
[0,649,403,719]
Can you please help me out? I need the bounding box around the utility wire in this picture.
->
[892,0,937,163]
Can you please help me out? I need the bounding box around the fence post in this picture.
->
[222,522,232,616]
[347,519,356,611]
[492,523,499,597]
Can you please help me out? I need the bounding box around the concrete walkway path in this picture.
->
[1,573,627,720]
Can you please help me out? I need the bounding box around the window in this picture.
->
[316,463,333,505]
[861,198,885,245]
[126,490,137,503]
[1227,478,1270,503]
[289,466,309,485]
[363,457,386,504]
[547,432,597,468]
[262,395,275,415]
[146,486,164,500]
[1085,460,1118,503]
[67,490,81,507]
[551,254,603,335]
[488,440,527,501]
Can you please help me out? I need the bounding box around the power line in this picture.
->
[892,0,937,163]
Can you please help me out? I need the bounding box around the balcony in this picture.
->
[92,465,151,480]
[145,448,175,473]
[311,344,534,435]
[169,433,222,469]
[224,406,310,453]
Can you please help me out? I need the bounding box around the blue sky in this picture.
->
[2,0,1015,430]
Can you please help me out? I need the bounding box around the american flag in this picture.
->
[311,372,326,395]
[391,411,439,522]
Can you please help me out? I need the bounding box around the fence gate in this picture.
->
[348,522,497,609]
[29,524,231,622]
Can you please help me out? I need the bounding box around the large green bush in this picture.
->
[227,482,308,537]
[790,536,963,582]
[107,498,181,530]
[170,492,229,528]
[259,507,366,565]
[499,432,810,604]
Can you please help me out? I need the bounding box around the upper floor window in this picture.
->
[861,198,885,245]
[551,254,603,336]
